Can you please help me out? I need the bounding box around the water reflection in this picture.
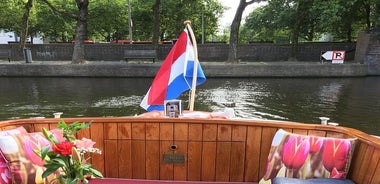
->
[0,77,379,135]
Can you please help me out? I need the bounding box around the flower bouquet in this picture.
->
[34,120,103,184]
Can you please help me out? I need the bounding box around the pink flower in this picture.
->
[10,165,22,183]
[75,138,95,149]
[322,138,351,172]
[0,157,11,184]
[23,133,50,166]
[330,167,345,178]
[309,136,323,153]
[49,129,65,143]
[282,135,310,169]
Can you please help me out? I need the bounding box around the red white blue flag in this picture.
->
[140,28,206,111]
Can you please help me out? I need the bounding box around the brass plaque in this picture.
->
[162,153,185,164]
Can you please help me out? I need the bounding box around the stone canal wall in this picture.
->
[0,61,369,78]
[0,41,376,77]
[0,42,356,62]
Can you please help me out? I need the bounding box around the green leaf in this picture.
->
[58,120,92,141]
[89,168,103,177]
[50,157,66,167]
[40,146,51,159]
[41,164,61,178]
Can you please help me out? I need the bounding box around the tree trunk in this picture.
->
[289,0,304,61]
[19,0,33,60]
[227,0,255,63]
[72,0,89,64]
[152,0,160,61]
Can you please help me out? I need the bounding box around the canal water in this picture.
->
[0,77,379,135]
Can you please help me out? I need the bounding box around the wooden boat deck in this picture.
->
[0,117,379,184]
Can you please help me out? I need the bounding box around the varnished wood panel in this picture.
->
[90,123,105,174]
[307,130,327,137]
[132,123,146,140]
[118,123,131,139]
[230,142,245,181]
[118,140,132,178]
[292,128,308,135]
[326,131,345,138]
[232,125,247,141]
[187,141,202,181]
[245,126,262,181]
[203,124,217,141]
[202,141,216,181]
[146,140,160,180]
[132,140,146,179]
[189,124,202,141]
[0,125,19,131]
[77,125,90,139]
[174,123,188,141]
[105,123,117,139]
[160,140,174,180]
[146,123,159,140]
[356,145,374,182]
[173,141,188,181]
[370,149,380,184]
[33,123,49,133]
[349,142,368,182]
[49,123,58,130]
[104,140,119,177]
[259,127,277,178]
[215,142,231,181]
[218,125,231,141]
[160,123,174,140]
[363,147,380,183]
[281,128,292,133]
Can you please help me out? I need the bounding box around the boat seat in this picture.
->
[272,177,355,184]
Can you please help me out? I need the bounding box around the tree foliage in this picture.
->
[87,0,129,42]
[2,0,380,63]
[242,0,376,44]
[35,0,76,42]
[0,0,223,43]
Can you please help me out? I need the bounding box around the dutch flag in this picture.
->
[140,28,206,111]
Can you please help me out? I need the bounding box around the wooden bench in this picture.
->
[124,49,156,63]
[0,49,11,62]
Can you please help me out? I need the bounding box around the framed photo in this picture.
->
[164,100,182,118]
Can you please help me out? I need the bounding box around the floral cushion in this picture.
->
[259,129,357,184]
[0,129,63,184]
[0,155,11,184]
[0,126,28,136]
[0,126,28,184]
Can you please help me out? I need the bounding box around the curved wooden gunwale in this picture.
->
[0,117,379,184]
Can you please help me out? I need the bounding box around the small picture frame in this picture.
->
[164,100,182,118]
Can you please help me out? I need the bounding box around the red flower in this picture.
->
[322,138,351,172]
[309,136,323,153]
[53,141,74,155]
[282,135,310,169]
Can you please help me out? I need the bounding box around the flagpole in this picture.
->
[184,20,198,111]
